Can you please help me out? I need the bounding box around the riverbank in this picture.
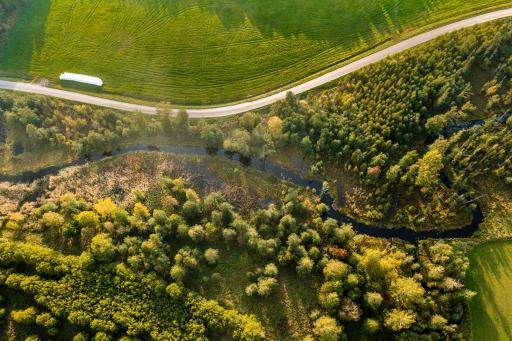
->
[0,144,483,242]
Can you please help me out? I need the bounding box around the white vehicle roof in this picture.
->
[59,72,103,87]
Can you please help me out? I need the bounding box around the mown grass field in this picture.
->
[0,0,509,104]
[466,241,512,341]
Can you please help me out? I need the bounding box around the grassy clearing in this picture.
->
[0,0,508,104]
[466,241,512,341]
[198,248,318,340]
[0,145,71,175]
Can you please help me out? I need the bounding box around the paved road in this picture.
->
[1,8,512,118]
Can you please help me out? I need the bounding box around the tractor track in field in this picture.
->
[0,8,511,118]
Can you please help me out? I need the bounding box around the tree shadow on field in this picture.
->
[0,0,51,76]
[161,0,443,42]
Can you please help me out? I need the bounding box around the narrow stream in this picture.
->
[0,144,482,243]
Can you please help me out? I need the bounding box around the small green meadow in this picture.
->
[467,241,512,341]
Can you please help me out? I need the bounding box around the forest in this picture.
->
[273,20,512,230]
[0,177,474,340]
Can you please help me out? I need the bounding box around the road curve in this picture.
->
[1,8,512,118]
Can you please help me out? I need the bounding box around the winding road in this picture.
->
[1,8,512,118]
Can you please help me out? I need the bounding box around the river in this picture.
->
[0,144,482,243]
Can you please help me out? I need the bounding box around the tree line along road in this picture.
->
[0,7,512,118]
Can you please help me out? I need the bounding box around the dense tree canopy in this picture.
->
[272,20,512,229]
[0,176,475,339]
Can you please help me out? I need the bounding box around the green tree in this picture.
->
[11,307,37,324]
[364,318,380,334]
[390,277,425,308]
[182,201,201,224]
[313,316,343,341]
[296,256,314,276]
[323,260,348,280]
[41,212,64,229]
[94,198,118,219]
[365,292,383,310]
[204,248,220,265]
[319,291,340,310]
[170,264,187,283]
[415,149,444,188]
[239,112,261,132]
[157,102,173,135]
[188,225,205,243]
[384,309,416,331]
[223,129,251,158]
[256,277,278,297]
[75,211,99,229]
[174,110,189,132]
[200,124,224,150]
[90,234,116,262]
[267,116,283,139]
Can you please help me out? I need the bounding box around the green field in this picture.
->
[467,241,512,341]
[0,0,508,104]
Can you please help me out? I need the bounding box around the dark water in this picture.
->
[441,120,485,136]
[0,144,482,243]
